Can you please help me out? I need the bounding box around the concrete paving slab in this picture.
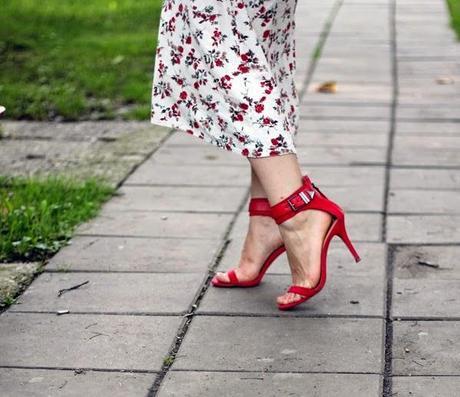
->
[390,168,460,190]
[150,145,247,166]
[393,245,460,280]
[393,320,460,375]
[388,189,460,214]
[159,371,382,397]
[46,236,220,273]
[393,278,460,318]
[298,147,386,165]
[392,376,460,397]
[387,215,460,244]
[199,272,384,317]
[392,147,460,167]
[298,119,389,134]
[0,368,154,397]
[102,186,247,213]
[295,131,388,147]
[76,210,233,240]
[0,313,181,371]
[395,121,460,136]
[124,162,250,186]
[11,272,204,314]
[300,104,391,119]
[172,316,383,373]
[301,166,386,187]
[392,245,460,318]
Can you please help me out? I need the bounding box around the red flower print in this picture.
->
[151,0,299,158]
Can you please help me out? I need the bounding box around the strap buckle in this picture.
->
[287,190,315,211]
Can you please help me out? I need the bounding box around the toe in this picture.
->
[214,271,230,283]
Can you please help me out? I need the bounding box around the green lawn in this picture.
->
[0,176,114,262]
[0,0,163,120]
[447,0,460,39]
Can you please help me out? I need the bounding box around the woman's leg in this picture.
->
[248,154,333,305]
[213,167,283,283]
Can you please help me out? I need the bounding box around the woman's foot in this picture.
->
[214,215,283,283]
[276,209,333,306]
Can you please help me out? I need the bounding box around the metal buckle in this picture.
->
[287,190,315,211]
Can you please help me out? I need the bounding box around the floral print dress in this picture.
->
[151,0,299,158]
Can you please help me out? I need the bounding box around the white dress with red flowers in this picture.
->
[151,0,299,158]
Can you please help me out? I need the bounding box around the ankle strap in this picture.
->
[270,176,343,224]
[248,198,272,217]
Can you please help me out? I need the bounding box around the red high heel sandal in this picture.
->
[270,176,361,310]
[211,198,286,288]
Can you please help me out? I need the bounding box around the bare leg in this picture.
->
[249,154,333,305]
[213,167,283,283]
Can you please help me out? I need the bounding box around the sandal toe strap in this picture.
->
[288,285,314,297]
[227,269,239,283]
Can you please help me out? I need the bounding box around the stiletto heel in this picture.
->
[211,197,285,288]
[270,176,361,310]
[335,217,361,263]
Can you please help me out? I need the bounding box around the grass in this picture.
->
[0,0,163,120]
[0,175,114,262]
[447,0,460,39]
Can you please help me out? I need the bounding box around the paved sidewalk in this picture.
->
[1,1,459,396]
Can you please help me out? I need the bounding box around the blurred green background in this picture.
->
[0,0,163,121]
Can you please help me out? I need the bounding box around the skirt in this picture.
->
[150,0,299,158]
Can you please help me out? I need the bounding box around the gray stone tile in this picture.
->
[103,186,247,213]
[393,245,460,280]
[159,371,382,397]
[390,168,460,190]
[295,131,388,147]
[303,166,386,187]
[298,119,389,134]
[393,320,460,375]
[388,189,460,214]
[392,246,460,318]
[199,271,384,317]
[299,147,386,165]
[151,145,247,166]
[0,313,180,371]
[387,215,460,244]
[392,376,460,397]
[396,121,460,136]
[392,136,460,167]
[11,272,203,314]
[305,82,392,104]
[76,210,232,240]
[300,104,391,119]
[125,163,250,186]
[397,105,460,120]
[46,236,220,273]
[172,316,383,372]
[0,368,154,397]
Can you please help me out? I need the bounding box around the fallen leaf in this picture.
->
[317,81,337,93]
